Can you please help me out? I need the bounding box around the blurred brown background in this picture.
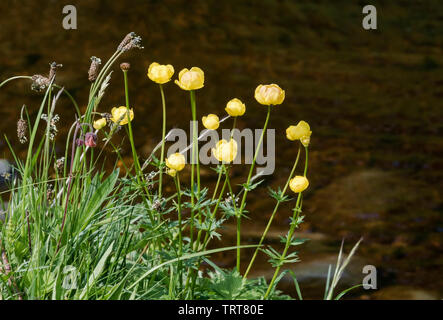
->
[0,0,442,299]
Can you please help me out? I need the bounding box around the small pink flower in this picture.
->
[84,132,97,148]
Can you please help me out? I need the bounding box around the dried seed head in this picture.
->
[31,75,50,92]
[17,118,28,144]
[118,32,144,52]
[120,62,131,71]
[46,184,54,201]
[55,157,65,174]
[117,32,133,51]
[102,112,113,125]
[152,199,162,212]
[41,114,60,141]
[48,62,63,80]
[88,56,102,82]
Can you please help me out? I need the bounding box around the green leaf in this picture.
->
[76,169,119,233]
[79,241,114,299]
[334,284,363,300]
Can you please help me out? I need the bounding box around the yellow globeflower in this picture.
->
[166,153,186,172]
[93,118,107,130]
[212,139,238,163]
[286,121,311,141]
[174,67,204,90]
[147,62,174,84]
[110,106,134,125]
[225,98,246,117]
[202,114,220,130]
[289,176,309,193]
[254,84,285,106]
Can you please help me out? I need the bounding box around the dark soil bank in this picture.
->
[0,0,442,299]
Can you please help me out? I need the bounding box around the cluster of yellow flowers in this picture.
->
[93,61,311,194]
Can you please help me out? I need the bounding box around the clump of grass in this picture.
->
[0,33,360,300]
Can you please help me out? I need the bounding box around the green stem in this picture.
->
[263,194,302,299]
[189,90,200,246]
[244,147,301,278]
[174,173,183,292]
[158,84,167,198]
[236,105,272,272]
[123,70,153,215]
[263,146,309,299]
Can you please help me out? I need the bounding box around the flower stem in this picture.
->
[263,146,309,299]
[158,84,167,198]
[236,105,272,272]
[174,173,183,291]
[123,70,154,216]
[244,147,301,278]
[189,90,200,247]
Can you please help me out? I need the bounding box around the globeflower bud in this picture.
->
[93,118,107,130]
[175,67,204,90]
[202,114,220,130]
[166,168,177,177]
[84,132,98,148]
[289,176,309,193]
[286,121,311,141]
[212,139,238,163]
[225,98,246,117]
[166,153,186,172]
[110,106,134,125]
[254,84,285,106]
[148,62,174,84]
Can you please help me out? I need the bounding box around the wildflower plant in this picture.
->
[0,33,361,300]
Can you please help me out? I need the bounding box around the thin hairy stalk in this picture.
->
[244,147,301,278]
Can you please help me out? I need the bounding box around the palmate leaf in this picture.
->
[261,246,300,267]
[279,235,309,247]
[268,187,291,203]
[241,179,264,192]
[207,269,245,299]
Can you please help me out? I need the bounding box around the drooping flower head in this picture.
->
[202,114,220,130]
[175,67,204,90]
[254,84,285,106]
[225,98,246,117]
[289,176,309,193]
[166,153,186,172]
[212,139,238,163]
[110,106,134,125]
[148,62,175,84]
[84,132,98,148]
